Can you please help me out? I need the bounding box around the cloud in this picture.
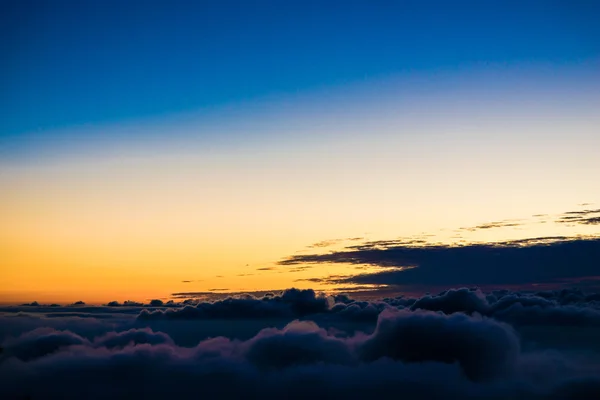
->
[307,237,364,249]
[459,207,600,231]
[459,219,523,232]
[1,327,175,362]
[492,301,600,327]
[243,321,355,369]
[332,300,391,322]
[308,239,344,248]
[3,310,600,399]
[283,206,600,292]
[136,286,600,337]
[280,237,600,288]
[105,300,144,307]
[557,209,600,225]
[409,287,490,315]
[359,309,520,382]
[4,285,600,400]
[6,286,600,337]
[138,289,332,320]
[288,266,313,272]
[1,327,88,361]
[170,289,280,301]
[7,286,600,337]
[93,328,174,349]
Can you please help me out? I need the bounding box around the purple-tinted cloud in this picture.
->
[2,307,600,399]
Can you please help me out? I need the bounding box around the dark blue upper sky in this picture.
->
[2,0,599,138]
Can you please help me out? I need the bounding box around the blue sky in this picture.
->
[3,0,599,144]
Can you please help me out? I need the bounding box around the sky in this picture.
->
[1,0,600,304]
[2,3,600,397]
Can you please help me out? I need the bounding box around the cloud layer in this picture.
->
[2,308,600,399]
[2,287,600,399]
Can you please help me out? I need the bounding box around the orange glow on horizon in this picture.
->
[2,69,599,304]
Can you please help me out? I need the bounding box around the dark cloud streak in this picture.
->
[280,237,600,288]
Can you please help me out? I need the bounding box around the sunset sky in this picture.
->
[2,0,599,304]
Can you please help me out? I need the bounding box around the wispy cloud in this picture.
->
[307,237,365,249]
[557,208,600,226]
[458,219,523,232]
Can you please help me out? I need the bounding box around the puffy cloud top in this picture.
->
[2,308,600,399]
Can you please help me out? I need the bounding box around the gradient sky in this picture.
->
[1,0,599,303]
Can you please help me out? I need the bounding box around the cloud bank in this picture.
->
[2,287,600,398]
[2,306,600,399]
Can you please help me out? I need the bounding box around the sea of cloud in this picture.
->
[2,287,600,399]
